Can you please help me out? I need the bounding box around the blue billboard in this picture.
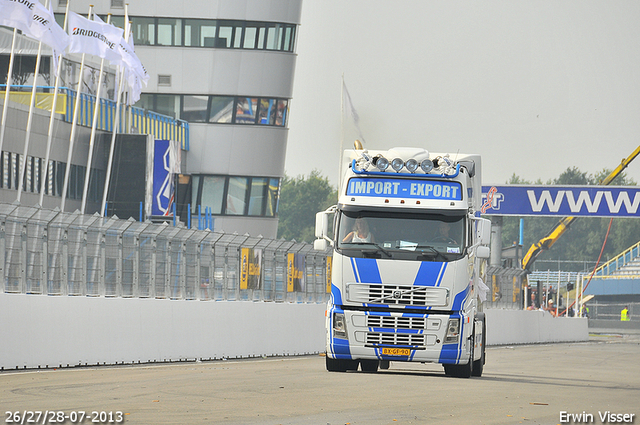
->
[152,140,180,216]
[481,185,640,217]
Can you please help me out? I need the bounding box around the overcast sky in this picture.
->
[285,0,640,188]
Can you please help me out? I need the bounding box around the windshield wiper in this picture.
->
[415,245,447,261]
[348,241,392,258]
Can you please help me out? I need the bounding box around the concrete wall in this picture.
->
[485,309,589,346]
[0,293,589,370]
[0,293,326,370]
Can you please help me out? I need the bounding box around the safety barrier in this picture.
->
[0,203,330,303]
[484,266,527,309]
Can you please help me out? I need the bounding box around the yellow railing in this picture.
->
[0,90,67,114]
[594,240,640,276]
[1,85,189,151]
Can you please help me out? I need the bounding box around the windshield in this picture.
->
[336,210,467,261]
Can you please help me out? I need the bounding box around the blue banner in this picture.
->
[152,139,177,216]
[481,185,640,217]
[346,177,462,200]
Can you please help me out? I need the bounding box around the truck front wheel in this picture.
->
[471,317,486,377]
[326,356,358,372]
[360,359,379,373]
[443,334,474,378]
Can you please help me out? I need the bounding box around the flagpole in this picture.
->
[101,7,129,217]
[80,13,112,214]
[16,0,52,203]
[39,1,70,206]
[339,74,345,188]
[0,28,18,164]
[61,6,93,212]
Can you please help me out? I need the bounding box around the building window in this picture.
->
[184,19,217,47]
[115,16,296,52]
[182,95,209,122]
[200,175,225,214]
[133,17,155,45]
[157,18,182,46]
[266,178,279,217]
[191,175,280,218]
[138,94,290,127]
[155,94,179,119]
[226,177,248,215]
[243,26,258,49]
[248,178,267,216]
[235,97,258,124]
[209,96,234,123]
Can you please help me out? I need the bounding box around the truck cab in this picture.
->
[315,147,491,377]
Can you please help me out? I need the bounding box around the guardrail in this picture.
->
[0,203,330,303]
[594,240,640,277]
[1,85,189,150]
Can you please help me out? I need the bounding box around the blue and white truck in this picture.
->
[314,146,491,377]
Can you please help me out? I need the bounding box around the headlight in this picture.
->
[333,312,347,338]
[405,158,419,173]
[420,159,434,172]
[372,155,389,171]
[445,318,460,343]
[391,158,404,172]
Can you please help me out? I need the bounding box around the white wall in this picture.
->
[485,308,589,346]
[0,293,588,370]
[0,293,326,370]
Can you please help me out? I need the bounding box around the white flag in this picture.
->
[342,80,366,144]
[119,33,149,105]
[0,0,35,33]
[0,0,69,77]
[67,11,123,63]
[25,1,70,57]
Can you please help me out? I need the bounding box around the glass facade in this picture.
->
[138,94,289,126]
[192,175,280,218]
[104,16,296,52]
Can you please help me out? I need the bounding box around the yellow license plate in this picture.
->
[381,347,411,356]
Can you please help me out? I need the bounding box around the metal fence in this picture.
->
[0,204,330,303]
[587,301,638,321]
[484,266,527,309]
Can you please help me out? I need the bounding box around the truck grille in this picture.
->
[367,315,427,330]
[366,332,426,347]
[347,283,449,307]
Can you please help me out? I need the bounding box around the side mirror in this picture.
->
[314,206,336,250]
[476,218,491,246]
[315,211,329,239]
[314,239,328,251]
[476,245,490,259]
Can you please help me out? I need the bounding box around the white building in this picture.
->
[0,0,302,238]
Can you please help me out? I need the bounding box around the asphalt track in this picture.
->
[1,331,639,425]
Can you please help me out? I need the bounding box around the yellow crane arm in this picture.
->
[522,145,640,272]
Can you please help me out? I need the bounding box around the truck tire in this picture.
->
[326,357,358,372]
[360,359,379,373]
[443,333,474,378]
[472,316,486,377]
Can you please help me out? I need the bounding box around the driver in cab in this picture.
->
[342,218,374,243]
[433,222,457,244]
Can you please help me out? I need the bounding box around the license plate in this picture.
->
[381,347,411,356]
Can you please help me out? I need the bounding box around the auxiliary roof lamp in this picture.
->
[371,155,389,171]
[391,158,404,172]
[420,159,434,172]
[405,158,419,173]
